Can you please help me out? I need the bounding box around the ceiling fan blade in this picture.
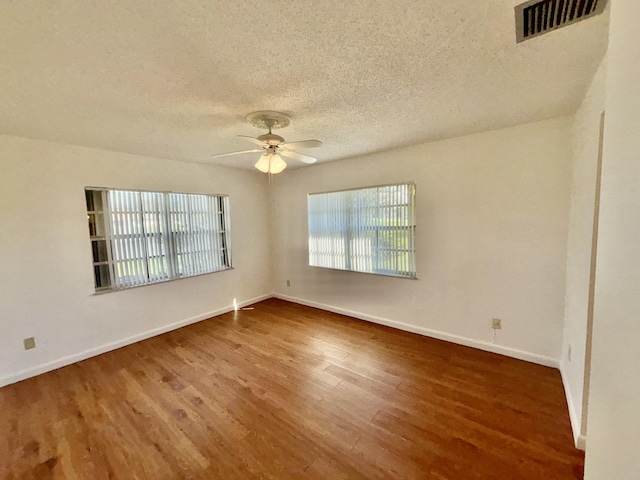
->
[210,148,263,159]
[280,149,317,164]
[280,140,323,150]
[238,135,268,147]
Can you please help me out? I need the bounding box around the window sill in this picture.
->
[90,267,235,295]
[308,264,417,280]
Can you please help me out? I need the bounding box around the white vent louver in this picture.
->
[515,0,608,43]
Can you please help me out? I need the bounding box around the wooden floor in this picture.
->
[1,299,583,479]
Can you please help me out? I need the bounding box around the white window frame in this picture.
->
[307,182,416,278]
[85,187,232,292]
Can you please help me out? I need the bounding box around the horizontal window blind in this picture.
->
[308,183,416,278]
[86,188,231,291]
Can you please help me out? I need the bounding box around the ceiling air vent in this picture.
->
[515,0,608,43]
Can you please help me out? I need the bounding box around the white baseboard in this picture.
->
[560,361,587,451]
[274,293,559,368]
[576,434,586,451]
[2,292,560,391]
[0,293,272,388]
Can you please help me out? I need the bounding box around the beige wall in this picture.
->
[271,118,573,364]
[585,0,640,477]
[561,56,607,448]
[0,135,272,386]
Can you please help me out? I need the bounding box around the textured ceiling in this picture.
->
[0,1,608,170]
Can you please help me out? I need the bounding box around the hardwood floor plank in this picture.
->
[0,298,584,479]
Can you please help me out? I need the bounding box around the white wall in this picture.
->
[584,0,640,477]
[561,57,607,448]
[271,118,572,365]
[0,135,272,386]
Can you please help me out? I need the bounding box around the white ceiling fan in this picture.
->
[211,111,322,174]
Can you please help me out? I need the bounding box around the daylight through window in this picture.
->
[308,183,416,278]
[86,188,231,291]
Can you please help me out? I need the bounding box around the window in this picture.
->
[308,183,416,278]
[85,188,231,291]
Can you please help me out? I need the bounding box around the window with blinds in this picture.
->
[308,183,416,278]
[85,188,231,292]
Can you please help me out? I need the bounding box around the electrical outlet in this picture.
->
[23,337,36,350]
[286,280,291,287]
[492,318,502,330]
[568,344,572,361]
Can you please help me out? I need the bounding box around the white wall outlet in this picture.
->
[492,318,502,330]
[286,280,291,287]
[568,344,572,361]
[24,337,36,350]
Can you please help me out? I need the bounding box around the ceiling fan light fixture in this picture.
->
[269,153,287,174]
[254,153,270,173]
[254,152,287,174]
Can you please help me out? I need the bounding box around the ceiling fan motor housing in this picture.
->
[257,133,285,146]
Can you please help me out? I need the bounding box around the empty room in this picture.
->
[1,1,638,479]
